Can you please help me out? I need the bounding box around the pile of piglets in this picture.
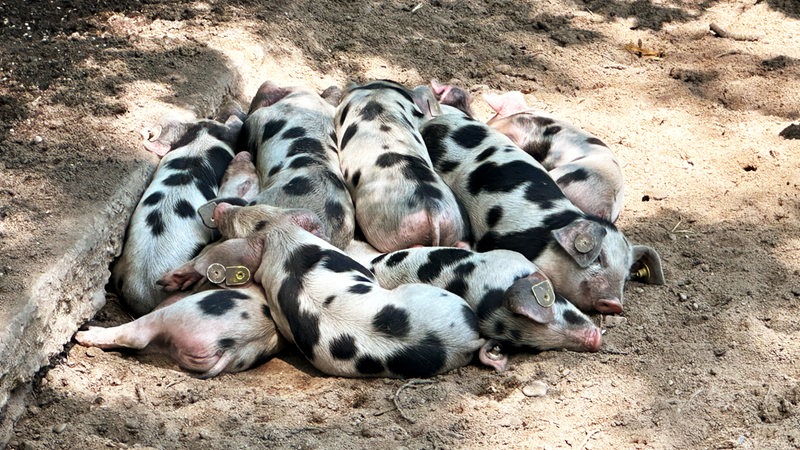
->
[75,79,665,379]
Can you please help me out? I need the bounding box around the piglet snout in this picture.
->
[582,327,602,352]
[596,298,623,315]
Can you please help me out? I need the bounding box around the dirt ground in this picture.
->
[2,0,800,448]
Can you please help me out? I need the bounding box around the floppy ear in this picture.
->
[248,81,294,113]
[630,245,665,285]
[411,85,442,118]
[288,209,329,241]
[503,272,555,324]
[552,219,607,268]
[483,91,530,117]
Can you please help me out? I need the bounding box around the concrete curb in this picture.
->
[0,63,243,447]
[0,161,154,446]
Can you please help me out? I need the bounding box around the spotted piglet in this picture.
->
[111,116,243,316]
[239,81,355,250]
[209,202,486,378]
[484,91,625,223]
[421,111,664,315]
[370,247,601,371]
[335,80,470,252]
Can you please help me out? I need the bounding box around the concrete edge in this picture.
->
[0,60,243,448]
[0,161,154,447]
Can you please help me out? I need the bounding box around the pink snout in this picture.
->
[595,298,623,315]
[582,327,602,352]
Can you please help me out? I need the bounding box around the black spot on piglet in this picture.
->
[373,305,410,337]
[385,332,446,378]
[198,290,249,316]
[359,101,385,121]
[452,124,487,149]
[330,334,357,360]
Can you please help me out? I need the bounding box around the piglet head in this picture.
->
[544,218,664,315]
[211,202,329,242]
[544,217,624,314]
[499,271,602,353]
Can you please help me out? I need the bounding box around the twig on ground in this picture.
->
[709,23,761,41]
[165,378,184,389]
[579,429,601,450]
[393,379,434,423]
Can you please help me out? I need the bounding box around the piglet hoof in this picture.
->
[479,340,508,373]
[74,327,112,349]
[157,268,202,292]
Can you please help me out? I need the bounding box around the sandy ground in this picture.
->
[2,0,800,448]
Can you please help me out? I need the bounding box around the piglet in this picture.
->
[485,91,625,223]
[370,247,601,370]
[239,81,355,250]
[208,201,486,378]
[421,110,664,315]
[111,116,243,316]
[334,79,470,252]
[75,283,284,378]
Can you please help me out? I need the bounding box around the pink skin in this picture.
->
[218,151,259,200]
[158,237,264,292]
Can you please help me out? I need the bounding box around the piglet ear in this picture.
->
[630,245,665,285]
[411,85,442,118]
[248,81,294,113]
[321,85,343,106]
[289,209,330,241]
[503,272,555,324]
[483,91,530,117]
[552,219,606,268]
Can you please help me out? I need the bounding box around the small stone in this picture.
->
[604,316,627,328]
[53,423,68,433]
[779,123,800,139]
[692,302,700,310]
[361,427,383,438]
[31,135,43,144]
[28,405,40,416]
[125,419,139,429]
[522,381,548,397]
[678,293,689,302]
[85,347,102,357]
[633,287,644,294]
[713,348,727,357]
[791,289,800,297]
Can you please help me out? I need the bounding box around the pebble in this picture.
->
[125,419,139,430]
[28,405,40,416]
[633,287,644,294]
[692,302,699,310]
[713,348,727,357]
[522,381,548,397]
[85,347,102,358]
[792,289,800,297]
[678,292,689,302]
[31,135,43,144]
[604,316,627,328]
[53,423,68,434]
